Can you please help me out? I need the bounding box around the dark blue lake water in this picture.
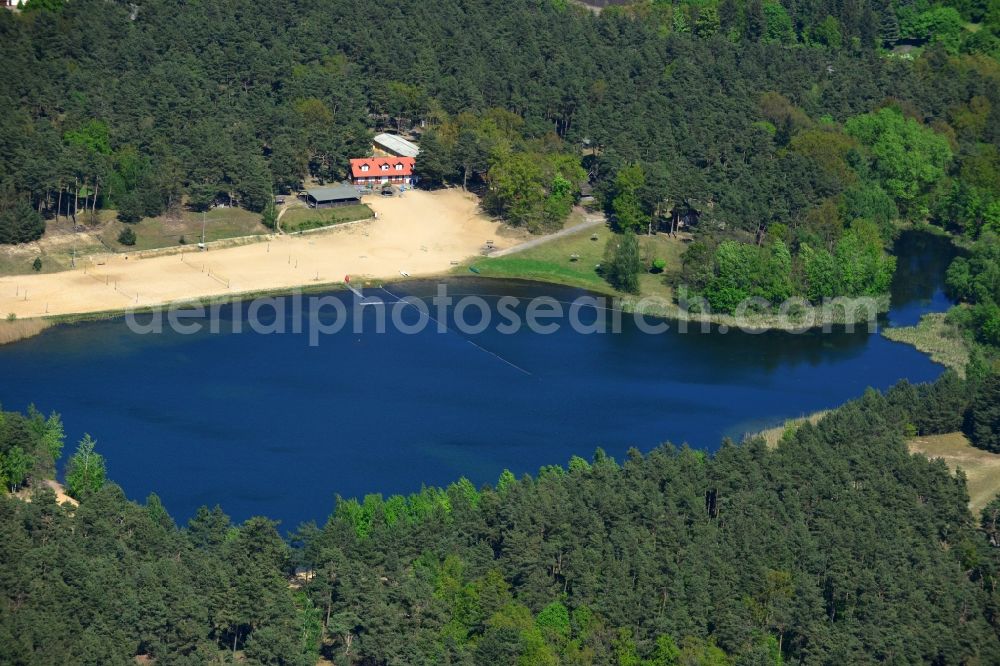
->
[0,231,956,529]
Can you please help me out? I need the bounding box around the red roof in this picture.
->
[350,157,415,178]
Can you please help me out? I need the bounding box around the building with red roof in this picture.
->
[350,157,416,187]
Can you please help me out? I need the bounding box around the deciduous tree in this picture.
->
[65,434,106,499]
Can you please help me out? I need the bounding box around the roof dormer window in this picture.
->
[361,164,369,172]
[381,164,389,171]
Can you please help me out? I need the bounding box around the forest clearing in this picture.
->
[909,432,1000,515]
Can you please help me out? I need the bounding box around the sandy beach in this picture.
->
[0,189,515,320]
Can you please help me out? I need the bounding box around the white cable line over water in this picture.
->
[379,287,535,377]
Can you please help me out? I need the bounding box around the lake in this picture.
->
[0,231,957,529]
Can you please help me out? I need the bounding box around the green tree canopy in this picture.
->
[845,108,953,219]
[604,232,643,293]
[965,373,1000,451]
[65,434,106,500]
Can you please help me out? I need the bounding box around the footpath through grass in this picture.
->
[467,226,684,300]
[448,220,901,331]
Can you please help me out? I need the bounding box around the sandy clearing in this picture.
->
[14,479,79,508]
[0,189,512,319]
[909,432,1000,515]
[43,479,79,507]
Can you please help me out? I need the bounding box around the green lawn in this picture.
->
[560,208,587,230]
[637,233,686,300]
[280,204,373,233]
[470,228,613,292]
[99,207,267,251]
[468,227,685,300]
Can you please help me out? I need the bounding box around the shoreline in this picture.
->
[0,216,947,344]
[617,292,891,332]
[0,317,51,346]
[881,312,969,376]
[0,188,515,326]
[1,270,896,346]
[748,410,832,448]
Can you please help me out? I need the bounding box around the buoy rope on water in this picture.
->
[379,287,534,378]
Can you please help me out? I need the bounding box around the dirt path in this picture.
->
[275,206,288,234]
[488,213,605,258]
[0,189,512,319]
[14,479,78,507]
[275,198,303,234]
[43,479,78,506]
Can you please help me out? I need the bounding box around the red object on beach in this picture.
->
[345,275,350,283]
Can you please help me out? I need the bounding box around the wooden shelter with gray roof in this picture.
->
[304,185,362,208]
